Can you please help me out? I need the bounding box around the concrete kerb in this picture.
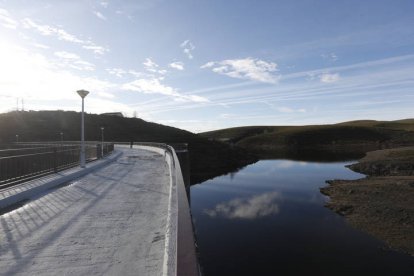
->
[130,144,198,276]
[127,144,177,276]
[0,150,123,211]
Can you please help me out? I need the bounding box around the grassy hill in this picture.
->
[0,111,257,184]
[200,120,414,159]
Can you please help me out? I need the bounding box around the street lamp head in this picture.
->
[101,127,104,131]
[76,89,89,98]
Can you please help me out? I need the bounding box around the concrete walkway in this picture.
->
[0,148,170,275]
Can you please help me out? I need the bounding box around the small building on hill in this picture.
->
[101,112,124,117]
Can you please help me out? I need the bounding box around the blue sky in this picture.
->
[0,0,413,132]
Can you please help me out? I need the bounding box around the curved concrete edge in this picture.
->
[160,146,198,276]
[163,150,178,276]
[126,143,198,276]
[171,149,199,276]
[0,150,123,211]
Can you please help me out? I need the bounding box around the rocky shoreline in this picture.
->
[321,147,414,256]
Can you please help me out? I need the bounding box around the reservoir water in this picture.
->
[191,159,414,275]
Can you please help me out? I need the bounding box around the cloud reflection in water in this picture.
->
[204,192,280,219]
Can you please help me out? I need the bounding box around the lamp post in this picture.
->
[60,132,63,144]
[77,89,89,168]
[100,126,104,158]
[15,134,19,143]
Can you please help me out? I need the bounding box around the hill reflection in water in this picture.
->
[191,159,414,276]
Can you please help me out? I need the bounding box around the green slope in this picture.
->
[199,119,414,154]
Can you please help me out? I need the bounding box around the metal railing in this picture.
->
[0,142,114,189]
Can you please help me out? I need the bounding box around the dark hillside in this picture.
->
[200,126,285,143]
[200,119,414,158]
[0,111,257,184]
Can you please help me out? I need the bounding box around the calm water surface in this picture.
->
[191,160,414,276]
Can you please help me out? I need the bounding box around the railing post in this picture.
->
[53,147,58,173]
[97,144,102,159]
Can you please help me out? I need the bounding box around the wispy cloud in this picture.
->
[106,68,128,78]
[201,57,280,84]
[54,51,95,71]
[96,91,115,99]
[81,45,107,55]
[263,102,306,113]
[0,41,113,105]
[0,8,18,29]
[281,54,414,81]
[180,40,195,59]
[219,113,236,119]
[169,61,184,71]
[32,43,50,49]
[321,52,338,62]
[277,106,306,113]
[121,78,209,103]
[143,58,167,75]
[22,18,82,42]
[319,73,340,83]
[93,11,107,21]
[204,192,280,219]
[134,54,414,120]
[100,1,109,8]
[106,68,147,78]
[21,18,108,55]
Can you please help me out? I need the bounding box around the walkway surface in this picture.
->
[0,147,170,276]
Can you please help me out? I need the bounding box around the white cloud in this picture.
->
[219,113,236,119]
[106,68,128,78]
[54,51,95,71]
[143,58,158,71]
[143,58,167,75]
[0,41,114,111]
[281,55,414,82]
[54,51,80,60]
[32,43,50,49]
[264,102,306,113]
[320,73,340,83]
[180,40,195,59]
[21,18,108,55]
[81,44,108,55]
[169,61,184,71]
[100,1,109,8]
[321,52,338,62]
[122,78,173,95]
[106,68,148,79]
[121,78,209,103]
[0,8,18,29]
[201,57,280,84]
[93,11,107,21]
[128,70,144,78]
[277,107,293,113]
[277,107,307,113]
[22,18,81,42]
[204,192,280,219]
[96,91,115,99]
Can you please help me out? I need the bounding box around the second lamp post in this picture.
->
[101,126,104,157]
[77,89,89,168]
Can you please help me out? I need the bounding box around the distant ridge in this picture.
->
[0,110,257,184]
[199,119,414,156]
